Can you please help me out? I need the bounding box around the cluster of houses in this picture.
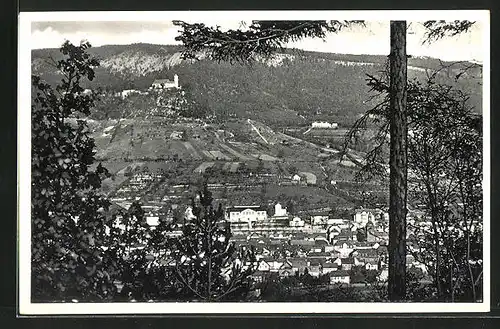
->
[249,242,387,285]
[222,203,429,286]
[108,169,430,289]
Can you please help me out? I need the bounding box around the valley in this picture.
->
[91,114,383,216]
[30,42,481,221]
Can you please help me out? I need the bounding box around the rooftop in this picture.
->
[227,205,268,213]
[329,270,350,277]
[340,257,356,264]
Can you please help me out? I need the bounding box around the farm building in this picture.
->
[298,172,317,185]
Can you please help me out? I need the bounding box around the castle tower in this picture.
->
[174,74,179,88]
[274,203,287,217]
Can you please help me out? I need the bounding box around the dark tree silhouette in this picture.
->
[345,70,482,302]
[31,41,116,301]
[173,186,256,301]
[422,20,476,43]
[388,20,408,301]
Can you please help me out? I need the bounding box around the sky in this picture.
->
[30,20,485,62]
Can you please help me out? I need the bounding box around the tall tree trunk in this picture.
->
[388,21,408,301]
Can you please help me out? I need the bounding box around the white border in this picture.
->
[18,10,491,315]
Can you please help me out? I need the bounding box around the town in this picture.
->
[107,168,431,294]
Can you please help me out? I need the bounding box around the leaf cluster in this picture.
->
[31,41,116,301]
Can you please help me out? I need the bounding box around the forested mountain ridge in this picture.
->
[32,43,482,127]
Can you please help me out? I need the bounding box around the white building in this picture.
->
[121,89,139,98]
[327,218,345,225]
[274,203,288,217]
[225,206,268,226]
[322,263,339,274]
[170,131,184,140]
[184,206,196,221]
[378,268,389,281]
[329,271,350,284]
[150,75,180,89]
[146,214,160,227]
[365,261,379,271]
[354,210,374,226]
[258,260,271,272]
[311,214,329,226]
[353,208,387,226]
[311,121,339,129]
[334,242,355,258]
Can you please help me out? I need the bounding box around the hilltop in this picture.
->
[32,43,482,128]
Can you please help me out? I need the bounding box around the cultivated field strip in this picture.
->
[201,150,215,160]
[220,143,253,161]
[209,150,232,161]
[251,153,279,161]
[229,162,240,172]
[182,141,202,160]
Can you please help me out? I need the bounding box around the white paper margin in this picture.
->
[18,9,491,315]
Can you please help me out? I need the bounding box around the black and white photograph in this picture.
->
[18,10,490,314]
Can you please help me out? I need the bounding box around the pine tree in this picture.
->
[173,186,256,301]
[345,61,482,301]
[388,20,408,301]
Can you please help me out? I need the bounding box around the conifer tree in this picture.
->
[173,186,256,301]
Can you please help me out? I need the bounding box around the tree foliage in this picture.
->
[174,20,363,63]
[422,20,476,43]
[172,186,256,301]
[345,72,482,301]
[31,41,116,301]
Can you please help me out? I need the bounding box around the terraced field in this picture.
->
[220,143,253,161]
[182,141,202,159]
[92,117,364,192]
